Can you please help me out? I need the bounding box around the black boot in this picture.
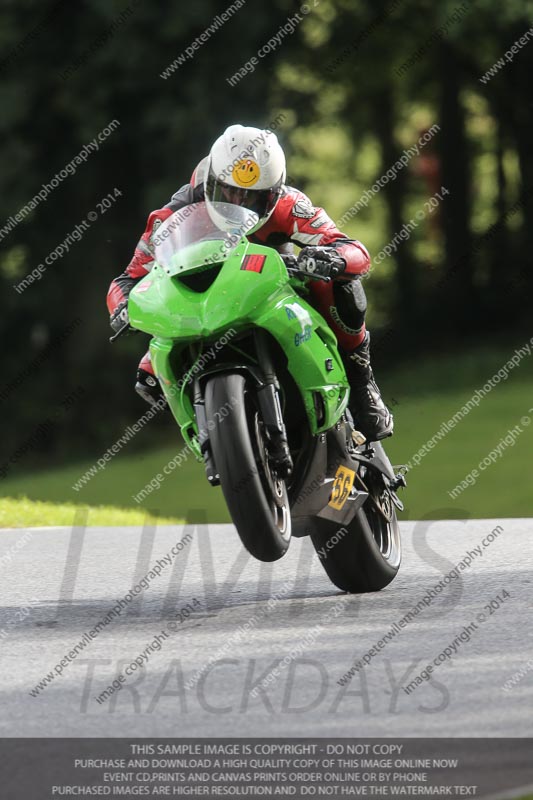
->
[135,368,167,408]
[343,332,393,441]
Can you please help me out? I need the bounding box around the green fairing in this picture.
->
[128,236,349,460]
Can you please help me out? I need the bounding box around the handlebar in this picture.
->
[279,253,331,282]
[109,322,134,343]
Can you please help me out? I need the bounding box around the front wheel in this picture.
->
[204,372,291,562]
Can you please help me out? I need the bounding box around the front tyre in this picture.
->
[205,373,291,562]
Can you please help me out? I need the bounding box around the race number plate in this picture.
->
[328,465,356,510]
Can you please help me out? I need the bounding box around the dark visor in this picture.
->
[206,171,282,220]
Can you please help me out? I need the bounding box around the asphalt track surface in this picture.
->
[1,518,532,739]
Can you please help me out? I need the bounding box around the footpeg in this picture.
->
[390,470,407,492]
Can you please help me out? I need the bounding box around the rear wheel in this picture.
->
[310,467,401,592]
[205,372,291,562]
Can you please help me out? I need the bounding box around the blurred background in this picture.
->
[1,0,531,526]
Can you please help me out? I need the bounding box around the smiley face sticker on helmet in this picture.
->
[232,159,261,187]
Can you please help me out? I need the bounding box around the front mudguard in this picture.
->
[149,341,271,462]
[149,337,201,458]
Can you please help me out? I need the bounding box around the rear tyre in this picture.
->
[310,471,401,592]
[205,372,291,562]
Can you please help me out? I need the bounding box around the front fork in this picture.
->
[254,330,293,478]
[193,331,293,486]
[193,384,220,486]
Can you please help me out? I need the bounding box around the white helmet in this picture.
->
[204,124,286,232]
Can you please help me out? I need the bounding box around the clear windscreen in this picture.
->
[153,201,259,275]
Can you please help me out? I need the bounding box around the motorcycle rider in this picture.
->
[107,124,393,441]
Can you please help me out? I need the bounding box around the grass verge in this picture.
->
[1,342,531,526]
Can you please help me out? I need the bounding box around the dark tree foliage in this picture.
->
[0,0,530,463]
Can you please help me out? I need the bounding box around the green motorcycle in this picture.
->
[125,201,405,591]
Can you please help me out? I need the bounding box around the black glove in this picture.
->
[110,301,130,335]
[297,246,346,279]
